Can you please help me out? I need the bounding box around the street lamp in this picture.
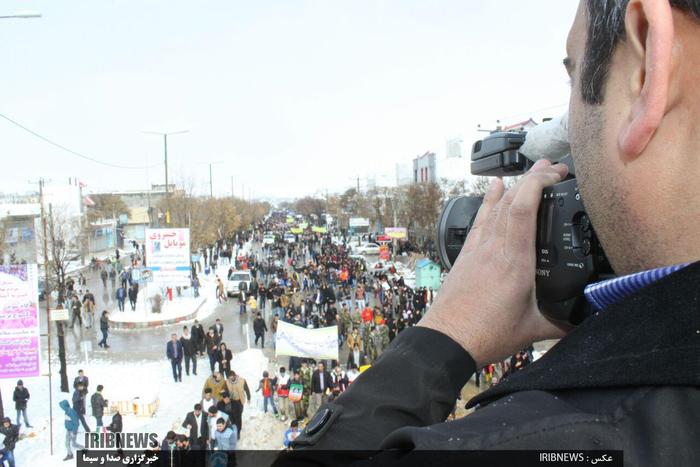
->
[0,10,42,19]
[143,130,189,224]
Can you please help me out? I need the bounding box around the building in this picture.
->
[0,203,40,265]
[500,118,538,132]
[413,151,437,184]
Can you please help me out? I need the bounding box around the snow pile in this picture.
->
[1,348,289,466]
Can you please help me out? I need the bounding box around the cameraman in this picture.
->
[291,1,700,464]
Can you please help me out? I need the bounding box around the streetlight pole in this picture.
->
[143,130,188,224]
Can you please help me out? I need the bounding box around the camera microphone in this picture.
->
[519,112,570,163]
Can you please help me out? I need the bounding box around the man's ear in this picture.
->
[618,0,675,158]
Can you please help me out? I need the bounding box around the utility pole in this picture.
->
[39,179,55,455]
[209,163,213,198]
[143,130,189,224]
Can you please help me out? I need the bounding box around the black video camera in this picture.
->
[436,131,613,325]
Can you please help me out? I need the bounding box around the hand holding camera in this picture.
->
[419,159,569,368]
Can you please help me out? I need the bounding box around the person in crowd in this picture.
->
[253,312,268,348]
[98,310,110,348]
[191,320,206,356]
[59,400,83,461]
[217,343,233,377]
[346,343,367,369]
[216,277,227,303]
[0,417,19,467]
[330,366,348,402]
[202,372,227,403]
[310,362,332,416]
[182,403,208,450]
[256,371,279,416]
[288,371,305,420]
[69,294,83,328]
[270,314,279,350]
[116,285,126,312]
[73,369,89,395]
[166,333,184,383]
[300,361,313,417]
[205,329,221,373]
[213,418,237,451]
[213,319,224,339]
[283,419,300,449]
[201,388,216,414]
[82,289,95,328]
[276,367,291,421]
[206,407,229,448]
[90,384,108,430]
[71,381,90,432]
[127,284,139,311]
[12,380,31,429]
[180,326,198,376]
[226,371,250,440]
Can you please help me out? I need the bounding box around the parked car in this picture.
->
[354,243,381,256]
[262,234,276,246]
[284,232,296,244]
[226,270,252,296]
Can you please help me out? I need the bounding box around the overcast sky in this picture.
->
[0,0,577,199]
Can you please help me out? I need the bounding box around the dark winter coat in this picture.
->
[107,413,122,433]
[59,400,79,432]
[71,389,86,415]
[205,333,221,355]
[73,375,89,394]
[13,387,29,410]
[90,392,108,418]
[253,317,268,336]
[182,411,208,446]
[310,370,333,395]
[191,324,205,345]
[100,315,109,332]
[180,336,196,357]
[291,262,700,467]
[0,423,19,451]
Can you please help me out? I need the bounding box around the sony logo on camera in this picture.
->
[84,432,159,450]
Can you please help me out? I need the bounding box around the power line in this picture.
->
[0,112,163,170]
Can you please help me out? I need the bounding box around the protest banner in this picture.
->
[275,321,339,360]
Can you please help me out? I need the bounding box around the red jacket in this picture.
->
[361,307,373,323]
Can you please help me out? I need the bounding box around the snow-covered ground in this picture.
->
[1,348,288,466]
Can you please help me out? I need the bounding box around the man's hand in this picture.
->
[418,159,570,369]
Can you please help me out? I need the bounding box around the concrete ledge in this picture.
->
[109,297,208,330]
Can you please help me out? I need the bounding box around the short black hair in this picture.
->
[97,384,104,392]
[216,417,226,425]
[582,0,700,104]
[194,403,202,410]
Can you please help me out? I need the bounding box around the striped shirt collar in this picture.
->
[584,263,690,312]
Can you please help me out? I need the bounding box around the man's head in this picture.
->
[216,418,227,431]
[97,384,104,392]
[204,388,213,399]
[318,362,325,372]
[208,406,218,417]
[171,333,177,342]
[2,418,10,428]
[78,370,84,376]
[194,403,202,415]
[567,0,700,274]
[183,326,189,336]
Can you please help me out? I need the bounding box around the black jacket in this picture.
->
[72,389,86,415]
[253,317,268,335]
[91,392,108,417]
[191,325,205,345]
[180,336,197,357]
[311,370,333,394]
[73,375,89,394]
[292,261,700,466]
[182,411,209,445]
[0,423,19,451]
[13,387,29,410]
[107,413,122,433]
